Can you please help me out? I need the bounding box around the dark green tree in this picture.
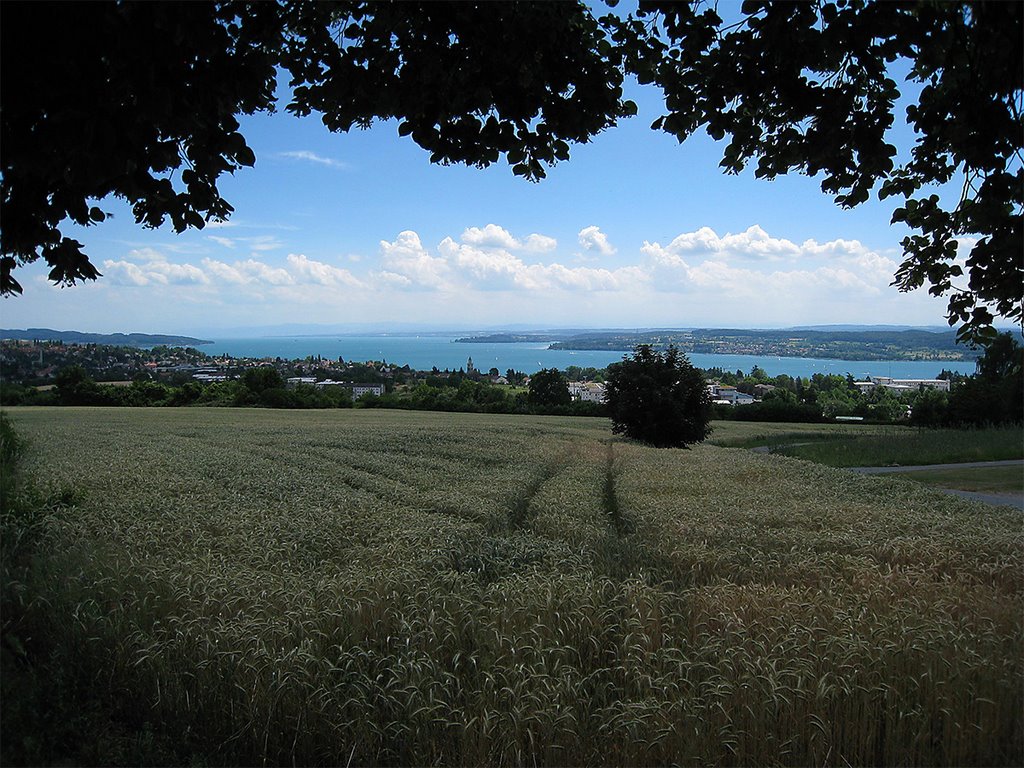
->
[908,387,948,428]
[3,1,1020,342]
[53,365,100,406]
[527,369,572,409]
[623,0,1022,341]
[242,367,285,396]
[945,331,1023,425]
[604,345,712,448]
[1,1,632,295]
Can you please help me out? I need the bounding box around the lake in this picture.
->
[203,335,977,380]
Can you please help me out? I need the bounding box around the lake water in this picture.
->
[202,335,977,380]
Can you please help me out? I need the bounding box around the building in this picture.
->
[568,381,606,403]
[854,376,950,394]
[286,378,384,398]
[707,382,755,406]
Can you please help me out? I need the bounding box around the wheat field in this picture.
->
[4,407,1021,765]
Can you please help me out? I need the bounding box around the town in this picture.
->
[2,336,1009,428]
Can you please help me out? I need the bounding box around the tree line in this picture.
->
[4,334,1019,434]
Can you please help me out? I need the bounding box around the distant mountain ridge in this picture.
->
[1,328,212,347]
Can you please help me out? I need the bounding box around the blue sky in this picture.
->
[5,61,965,336]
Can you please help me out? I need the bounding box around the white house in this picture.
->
[578,383,606,403]
[854,376,950,394]
[347,383,384,399]
[707,382,755,406]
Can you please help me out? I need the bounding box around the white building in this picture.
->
[707,383,755,405]
[568,381,606,403]
[854,376,950,394]
[287,378,384,398]
[578,383,606,403]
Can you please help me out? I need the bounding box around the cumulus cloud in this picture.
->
[578,225,616,256]
[460,224,557,252]
[523,234,558,252]
[438,237,644,292]
[286,254,363,288]
[103,249,209,286]
[201,258,293,286]
[201,258,250,284]
[88,222,924,328]
[377,230,452,290]
[642,226,899,301]
[279,150,350,170]
[652,225,802,261]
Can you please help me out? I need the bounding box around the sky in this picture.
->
[4,35,968,337]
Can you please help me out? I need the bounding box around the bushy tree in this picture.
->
[1,1,631,295]
[909,387,949,427]
[946,332,1024,426]
[604,345,712,448]
[527,369,571,408]
[4,2,1020,341]
[626,0,1022,341]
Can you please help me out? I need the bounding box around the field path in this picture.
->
[847,459,1024,474]
[848,460,1024,510]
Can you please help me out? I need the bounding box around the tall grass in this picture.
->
[710,421,1023,466]
[4,407,1022,766]
[777,425,1023,466]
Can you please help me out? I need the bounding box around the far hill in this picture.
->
[545,328,978,361]
[454,327,978,361]
[1,328,212,347]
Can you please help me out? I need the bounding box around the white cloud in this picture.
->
[376,230,452,290]
[460,224,558,253]
[201,258,250,285]
[103,249,209,286]
[524,234,558,252]
[439,238,645,293]
[279,150,350,170]
[642,227,899,303]
[287,254,364,288]
[234,259,293,286]
[206,234,283,252]
[578,225,617,256]
[654,225,802,261]
[201,258,293,286]
[65,221,951,331]
[461,224,520,250]
[247,235,283,252]
[102,260,152,286]
[207,235,236,249]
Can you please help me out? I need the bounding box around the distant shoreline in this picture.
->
[455,328,978,363]
[1,328,213,347]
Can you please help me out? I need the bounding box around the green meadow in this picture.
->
[3,408,1021,766]
[710,422,1023,466]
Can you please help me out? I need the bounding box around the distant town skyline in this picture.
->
[4,72,968,337]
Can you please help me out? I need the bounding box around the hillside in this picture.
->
[4,408,1020,766]
[0,328,212,347]
[547,328,975,361]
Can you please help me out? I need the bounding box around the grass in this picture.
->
[900,464,1024,494]
[710,420,1024,467]
[2,407,1022,766]
[707,420,890,449]
[777,425,1023,466]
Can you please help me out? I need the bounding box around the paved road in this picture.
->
[847,459,1024,474]
[847,459,1023,510]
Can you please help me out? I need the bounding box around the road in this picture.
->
[847,459,1023,510]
